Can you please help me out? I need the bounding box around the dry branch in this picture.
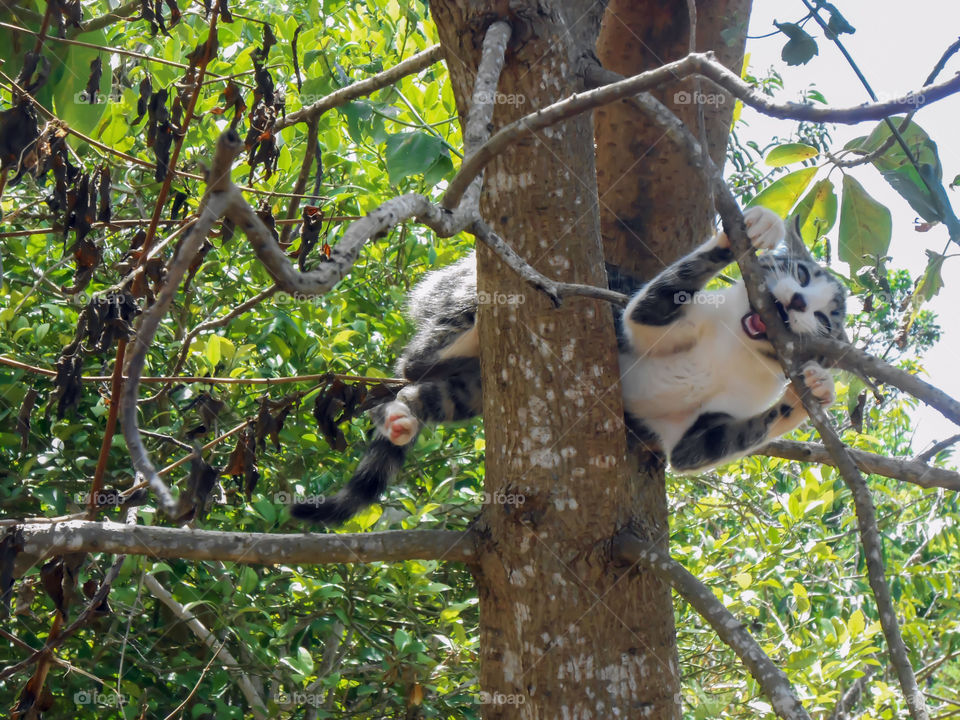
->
[613,531,812,720]
[121,135,241,514]
[18,522,477,565]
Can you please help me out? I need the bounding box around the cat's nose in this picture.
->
[787,293,806,312]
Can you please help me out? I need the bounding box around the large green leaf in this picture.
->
[794,179,838,243]
[838,175,892,271]
[747,167,817,217]
[847,118,960,238]
[384,131,444,185]
[765,143,819,167]
[50,29,111,136]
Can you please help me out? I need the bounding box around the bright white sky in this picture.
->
[743,1,960,452]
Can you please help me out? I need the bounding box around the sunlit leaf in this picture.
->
[838,174,891,271]
[747,167,817,217]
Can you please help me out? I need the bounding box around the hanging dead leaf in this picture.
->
[16,388,39,453]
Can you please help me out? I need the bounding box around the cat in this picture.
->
[291,206,847,526]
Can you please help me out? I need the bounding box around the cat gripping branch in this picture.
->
[291,207,847,526]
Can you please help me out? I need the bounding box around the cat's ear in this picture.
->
[784,214,816,262]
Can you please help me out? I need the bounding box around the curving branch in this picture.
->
[719,187,931,720]
[121,134,242,514]
[18,521,478,565]
[613,531,812,720]
[756,440,960,492]
[443,52,960,208]
[275,45,444,130]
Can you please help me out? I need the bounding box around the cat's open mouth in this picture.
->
[741,302,790,340]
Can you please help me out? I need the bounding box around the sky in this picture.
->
[742,1,960,452]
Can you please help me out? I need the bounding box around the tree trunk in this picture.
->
[432,1,750,717]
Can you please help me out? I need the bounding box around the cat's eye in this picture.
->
[796,265,810,287]
[815,311,831,331]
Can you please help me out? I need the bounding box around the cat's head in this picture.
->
[741,216,847,343]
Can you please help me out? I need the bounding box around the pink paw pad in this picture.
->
[383,405,417,445]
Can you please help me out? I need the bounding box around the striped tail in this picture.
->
[290,433,410,526]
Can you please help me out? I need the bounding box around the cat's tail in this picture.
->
[290,432,410,526]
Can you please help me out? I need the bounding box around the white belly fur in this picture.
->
[619,285,786,450]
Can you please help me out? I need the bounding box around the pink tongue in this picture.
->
[750,313,766,335]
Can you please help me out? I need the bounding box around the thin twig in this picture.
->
[145,573,267,719]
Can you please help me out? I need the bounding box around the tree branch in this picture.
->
[443,52,960,208]
[800,336,960,428]
[121,135,241,515]
[275,45,444,130]
[613,531,812,720]
[18,522,477,565]
[756,440,960,492]
[719,184,931,720]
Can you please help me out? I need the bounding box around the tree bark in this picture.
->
[432,1,688,717]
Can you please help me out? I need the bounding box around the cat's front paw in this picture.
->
[801,361,835,406]
[744,206,785,251]
[379,401,419,445]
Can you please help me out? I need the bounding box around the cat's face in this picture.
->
[760,253,847,339]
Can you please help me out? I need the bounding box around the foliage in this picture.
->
[0,0,957,718]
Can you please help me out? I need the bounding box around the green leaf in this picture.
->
[394,628,412,654]
[764,143,819,167]
[775,22,819,66]
[51,30,111,135]
[848,609,866,638]
[747,167,817,217]
[339,101,373,144]
[384,132,444,184]
[849,118,960,237]
[732,572,752,589]
[916,250,946,302]
[205,335,221,367]
[838,175,892,271]
[793,179,838,243]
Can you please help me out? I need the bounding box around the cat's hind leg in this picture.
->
[669,361,834,472]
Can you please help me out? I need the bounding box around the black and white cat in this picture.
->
[291,206,847,526]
